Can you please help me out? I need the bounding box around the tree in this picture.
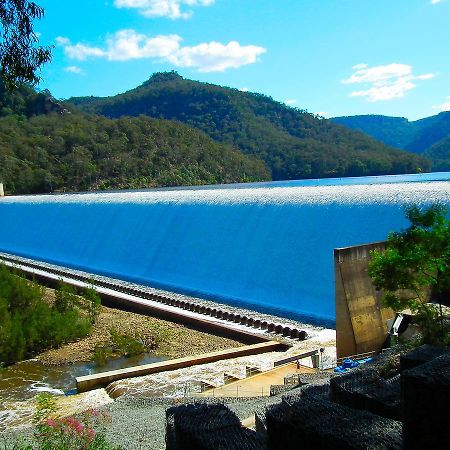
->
[0,0,51,87]
[368,204,450,346]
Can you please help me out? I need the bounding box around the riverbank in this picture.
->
[36,301,243,365]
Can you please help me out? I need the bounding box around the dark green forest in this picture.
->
[0,82,269,194]
[70,72,430,181]
[332,112,450,171]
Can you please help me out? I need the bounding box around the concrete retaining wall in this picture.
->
[0,253,308,345]
[76,341,287,392]
[334,242,394,358]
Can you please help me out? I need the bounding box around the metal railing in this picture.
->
[336,351,378,366]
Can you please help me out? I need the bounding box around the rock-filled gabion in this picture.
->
[330,362,401,420]
[282,380,331,405]
[399,344,447,372]
[265,394,402,450]
[165,402,267,450]
[402,350,450,450]
[255,407,267,436]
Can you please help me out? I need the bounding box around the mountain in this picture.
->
[332,112,450,171]
[0,82,269,195]
[69,72,430,180]
[424,135,450,171]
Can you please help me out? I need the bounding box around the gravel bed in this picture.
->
[0,395,280,450]
[100,396,281,449]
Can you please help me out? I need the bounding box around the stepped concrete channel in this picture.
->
[0,253,319,393]
[0,252,308,343]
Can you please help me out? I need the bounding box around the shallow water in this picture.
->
[0,353,167,403]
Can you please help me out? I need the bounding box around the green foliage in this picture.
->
[69,71,430,181]
[0,79,269,193]
[33,393,57,425]
[0,1,52,87]
[0,266,92,365]
[94,329,144,366]
[368,204,450,346]
[332,115,417,149]
[332,112,450,171]
[109,329,144,356]
[0,105,269,194]
[82,287,101,325]
[20,401,121,450]
[54,283,77,313]
[93,345,111,366]
[424,134,450,172]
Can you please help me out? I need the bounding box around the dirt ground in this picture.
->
[36,298,243,365]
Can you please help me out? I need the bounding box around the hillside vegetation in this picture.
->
[332,113,450,171]
[0,83,269,194]
[0,266,99,365]
[70,72,430,180]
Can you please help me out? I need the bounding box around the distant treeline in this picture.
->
[332,113,450,171]
[0,82,269,194]
[71,72,430,181]
[0,74,433,195]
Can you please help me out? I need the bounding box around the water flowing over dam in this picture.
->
[0,173,449,323]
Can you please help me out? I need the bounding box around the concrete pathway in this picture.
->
[198,362,315,398]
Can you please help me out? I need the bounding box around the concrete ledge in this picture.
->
[76,340,287,393]
[0,253,309,344]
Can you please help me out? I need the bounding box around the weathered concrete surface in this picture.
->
[0,253,308,345]
[197,362,315,398]
[334,242,394,358]
[76,341,287,392]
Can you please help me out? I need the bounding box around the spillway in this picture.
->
[0,172,449,324]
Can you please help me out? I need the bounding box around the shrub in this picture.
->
[0,266,93,365]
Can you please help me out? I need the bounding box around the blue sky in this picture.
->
[38,0,450,120]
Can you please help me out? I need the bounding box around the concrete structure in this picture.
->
[0,252,308,344]
[197,362,315,398]
[334,242,395,358]
[76,341,287,392]
[0,183,4,197]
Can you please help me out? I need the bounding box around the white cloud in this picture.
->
[65,43,107,60]
[55,36,71,46]
[433,96,450,111]
[239,87,249,92]
[114,0,214,19]
[57,30,266,72]
[284,99,297,105]
[431,0,442,5]
[167,40,266,72]
[352,63,368,70]
[105,30,181,61]
[64,65,83,74]
[342,63,435,102]
[316,111,330,118]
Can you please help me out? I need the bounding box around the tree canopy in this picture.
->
[0,266,100,365]
[70,72,431,182]
[0,0,51,87]
[0,82,269,194]
[332,113,450,172]
[368,204,450,345]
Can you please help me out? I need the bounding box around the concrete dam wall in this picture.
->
[0,173,449,323]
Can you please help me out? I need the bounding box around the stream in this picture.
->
[0,352,167,429]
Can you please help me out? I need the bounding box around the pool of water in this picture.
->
[0,353,167,403]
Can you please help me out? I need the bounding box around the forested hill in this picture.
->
[332,113,450,171]
[69,72,430,180]
[0,82,269,195]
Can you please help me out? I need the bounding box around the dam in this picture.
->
[0,172,449,324]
